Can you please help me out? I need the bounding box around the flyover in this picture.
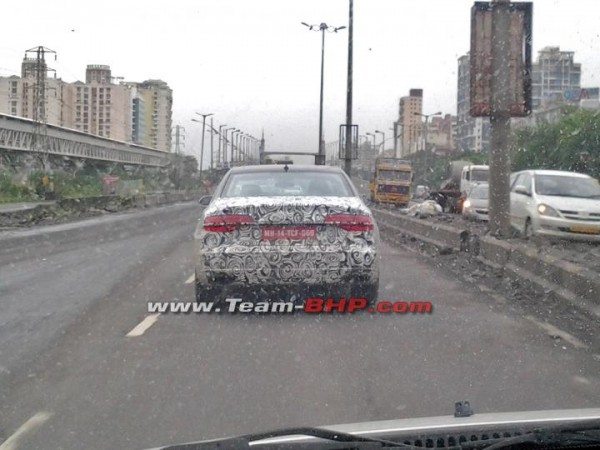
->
[0,113,169,167]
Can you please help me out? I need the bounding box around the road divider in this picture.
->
[371,206,600,319]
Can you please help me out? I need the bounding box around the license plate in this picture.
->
[261,226,317,240]
[570,225,600,235]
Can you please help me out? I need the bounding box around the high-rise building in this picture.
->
[398,88,423,156]
[60,66,133,141]
[456,53,490,153]
[126,80,172,151]
[532,46,581,110]
[0,56,173,151]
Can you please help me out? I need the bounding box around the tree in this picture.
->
[512,109,600,179]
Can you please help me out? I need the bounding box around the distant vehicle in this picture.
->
[462,183,489,221]
[510,169,600,241]
[429,160,471,213]
[195,165,380,304]
[460,164,490,195]
[369,157,413,207]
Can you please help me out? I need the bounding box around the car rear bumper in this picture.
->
[197,274,379,303]
[195,247,379,286]
[196,252,379,285]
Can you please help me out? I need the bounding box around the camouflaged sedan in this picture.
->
[194,164,380,304]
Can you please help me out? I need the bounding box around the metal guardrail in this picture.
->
[0,114,169,167]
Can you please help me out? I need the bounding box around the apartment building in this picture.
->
[398,89,423,156]
[0,56,173,151]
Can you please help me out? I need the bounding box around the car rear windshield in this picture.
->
[535,174,600,198]
[377,170,412,181]
[221,171,354,197]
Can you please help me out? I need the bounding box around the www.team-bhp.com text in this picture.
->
[148,298,433,314]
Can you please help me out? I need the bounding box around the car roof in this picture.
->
[228,164,344,174]
[513,169,591,178]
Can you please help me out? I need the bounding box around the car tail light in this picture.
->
[325,214,374,232]
[203,214,254,233]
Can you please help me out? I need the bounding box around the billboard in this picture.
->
[470,1,532,117]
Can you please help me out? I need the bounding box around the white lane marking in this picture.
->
[0,411,52,450]
[524,315,588,350]
[184,274,195,284]
[126,314,160,337]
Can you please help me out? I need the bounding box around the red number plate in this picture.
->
[261,226,317,241]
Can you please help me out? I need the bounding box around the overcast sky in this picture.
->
[1,0,599,164]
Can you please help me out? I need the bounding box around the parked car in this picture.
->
[195,164,380,304]
[462,183,489,221]
[510,169,600,241]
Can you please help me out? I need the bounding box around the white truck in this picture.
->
[460,164,490,194]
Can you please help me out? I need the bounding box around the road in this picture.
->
[0,202,598,449]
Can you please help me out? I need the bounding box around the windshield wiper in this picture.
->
[160,427,419,449]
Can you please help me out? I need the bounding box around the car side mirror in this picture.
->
[514,185,531,196]
[199,195,212,206]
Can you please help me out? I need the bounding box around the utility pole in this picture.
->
[173,125,185,154]
[489,0,512,237]
[25,46,56,169]
[344,0,354,175]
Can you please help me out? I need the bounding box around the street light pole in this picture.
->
[390,124,398,157]
[414,111,441,181]
[218,124,227,167]
[366,132,376,152]
[318,23,326,164]
[209,117,214,170]
[194,112,213,179]
[223,127,235,166]
[343,0,354,175]
[375,130,385,154]
[231,129,240,163]
[302,21,346,165]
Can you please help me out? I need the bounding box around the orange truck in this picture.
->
[369,158,413,207]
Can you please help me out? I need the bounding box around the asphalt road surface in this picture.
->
[0,202,598,449]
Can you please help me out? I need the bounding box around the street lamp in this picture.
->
[231,129,240,163]
[414,111,442,153]
[375,130,385,154]
[218,124,227,166]
[194,113,213,174]
[302,21,346,165]
[414,111,441,184]
[223,127,235,166]
[366,132,376,151]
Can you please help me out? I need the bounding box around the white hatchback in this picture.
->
[510,170,600,241]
